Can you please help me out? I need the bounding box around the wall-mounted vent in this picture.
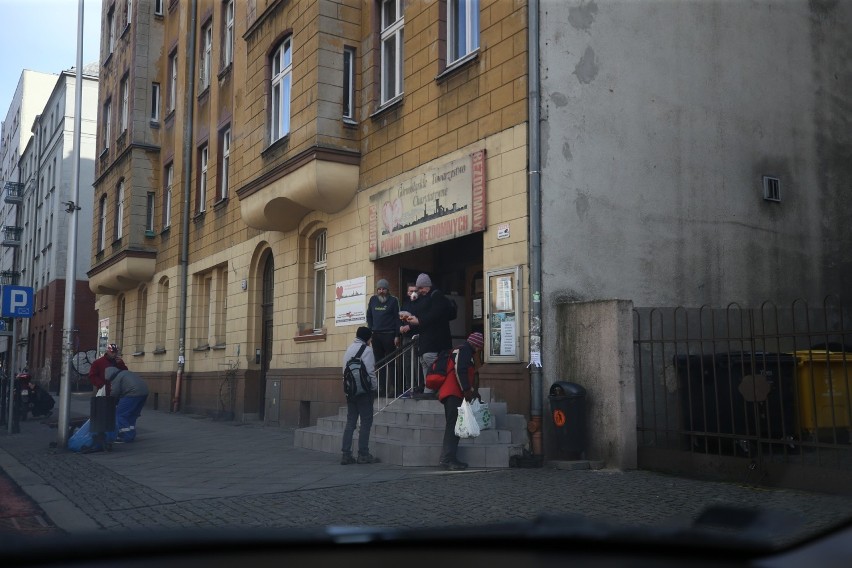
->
[763,176,781,202]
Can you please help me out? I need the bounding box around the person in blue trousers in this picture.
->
[105,366,149,443]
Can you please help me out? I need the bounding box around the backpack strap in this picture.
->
[355,343,367,359]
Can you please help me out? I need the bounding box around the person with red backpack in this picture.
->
[426,332,484,470]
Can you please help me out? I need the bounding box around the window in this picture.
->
[103,100,112,150]
[146,192,155,232]
[223,0,234,67]
[155,278,169,351]
[154,0,163,16]
[219,128,230,201]
[380,0,404,104]
[126,0,133,25]
[196,273,212,347]
[151,83,160,122]
[163,163,173,228]
[343,47,355,121]
[120,75,129,132]
[448,0,479,64]
[98,196,107,251]
[270,38,292,143]
[108,8,116,53]
[168,51,178,112]
[136,285,147,353]
[116,295,126,348]
[313,230,327,330]
[197,145,208,213]
[200,22,213,90]
[115,181,125,240]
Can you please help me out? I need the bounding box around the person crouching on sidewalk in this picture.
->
[104,367,149,443]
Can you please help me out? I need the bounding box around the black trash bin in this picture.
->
[674,352,796,455]
[90,395,116,446]
[548,381,586,460]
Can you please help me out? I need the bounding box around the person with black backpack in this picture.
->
[340,327,380,465]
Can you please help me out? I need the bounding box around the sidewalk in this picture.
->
[1,392,851,544]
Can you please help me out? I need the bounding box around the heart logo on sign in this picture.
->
[382,199,404,233]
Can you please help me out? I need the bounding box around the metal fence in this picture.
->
[634,298,852,480]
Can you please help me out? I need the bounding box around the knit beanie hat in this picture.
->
[377,278,390,290]
[467,332,485,350]
[415,273,432,287]
[356,326,373,342]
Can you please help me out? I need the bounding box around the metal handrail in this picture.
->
[374,335,421,415]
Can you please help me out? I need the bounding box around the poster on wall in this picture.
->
[369,150,487,259]
[335,276,367,326]
[486,267,521,361]
[98,318,110,357]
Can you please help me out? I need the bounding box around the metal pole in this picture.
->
[528,0,544,455]
[173,0,198,412]
[57,0,85,447]
[6,318,16,433]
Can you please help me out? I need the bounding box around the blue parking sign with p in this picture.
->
[1,286,34,318]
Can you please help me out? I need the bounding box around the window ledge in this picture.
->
[436,48,480,83]
[213,197,228,210]
[99,147,109,160]
[145,230,156,238]
[103,52,114,68]
[150,119,160,129]
[218,63,233,81]
[121,23,131,38]
[160,225,171,236]
[293,331,327,344]
[262,134,290,157]
[211,343,226,351]
[197,86,210,101]
[153,347,167,355]
[194,344,210,352]
[370,95,403,120]
[131,351,144,357]
[164,109,176,125]
[342,117,358,128]
[192,210,206,222]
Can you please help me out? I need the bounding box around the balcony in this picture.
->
[88,249,157,295]
[0,271,20,285]
[237,147,359,232]
[3,181,24,204]
[2,226,22,247]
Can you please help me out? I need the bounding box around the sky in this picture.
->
[0,0,103,122]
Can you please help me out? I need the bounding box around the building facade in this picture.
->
[89,0,531,424]
[15,66,101,391]
[0,70,58,372]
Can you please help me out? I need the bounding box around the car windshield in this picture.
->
[2,0,852,563]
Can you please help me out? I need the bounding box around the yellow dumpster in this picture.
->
[792,351,852,435]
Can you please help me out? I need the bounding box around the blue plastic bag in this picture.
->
[68,419,117,453]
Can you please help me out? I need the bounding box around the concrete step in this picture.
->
[294,386,529,467]
[294,426,524,467]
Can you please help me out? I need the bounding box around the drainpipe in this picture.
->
[173,0,198,413]
[528,0,544,456]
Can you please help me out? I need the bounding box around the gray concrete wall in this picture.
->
[539,0,852,397]
[555,300,636,469]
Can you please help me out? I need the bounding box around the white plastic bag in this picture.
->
[470,398,492,430]
[96,386,106,397]
[454,399,481,438]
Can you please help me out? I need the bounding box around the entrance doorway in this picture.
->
[381,232,484,342]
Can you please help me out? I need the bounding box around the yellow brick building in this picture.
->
[89,0,530,426]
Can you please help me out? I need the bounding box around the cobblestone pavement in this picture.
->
[1,394,851,548]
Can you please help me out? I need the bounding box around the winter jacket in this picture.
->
[411,288,453,354]
[89,355,128,395]
[437,342,476,402]
[105,367,149,398]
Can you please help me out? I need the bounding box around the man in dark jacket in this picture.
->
[366,278,400,393]
[405,273,453,397]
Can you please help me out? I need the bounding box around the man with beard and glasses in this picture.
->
[366,278,401,395]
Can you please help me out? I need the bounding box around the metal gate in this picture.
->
[633,298,852,493]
